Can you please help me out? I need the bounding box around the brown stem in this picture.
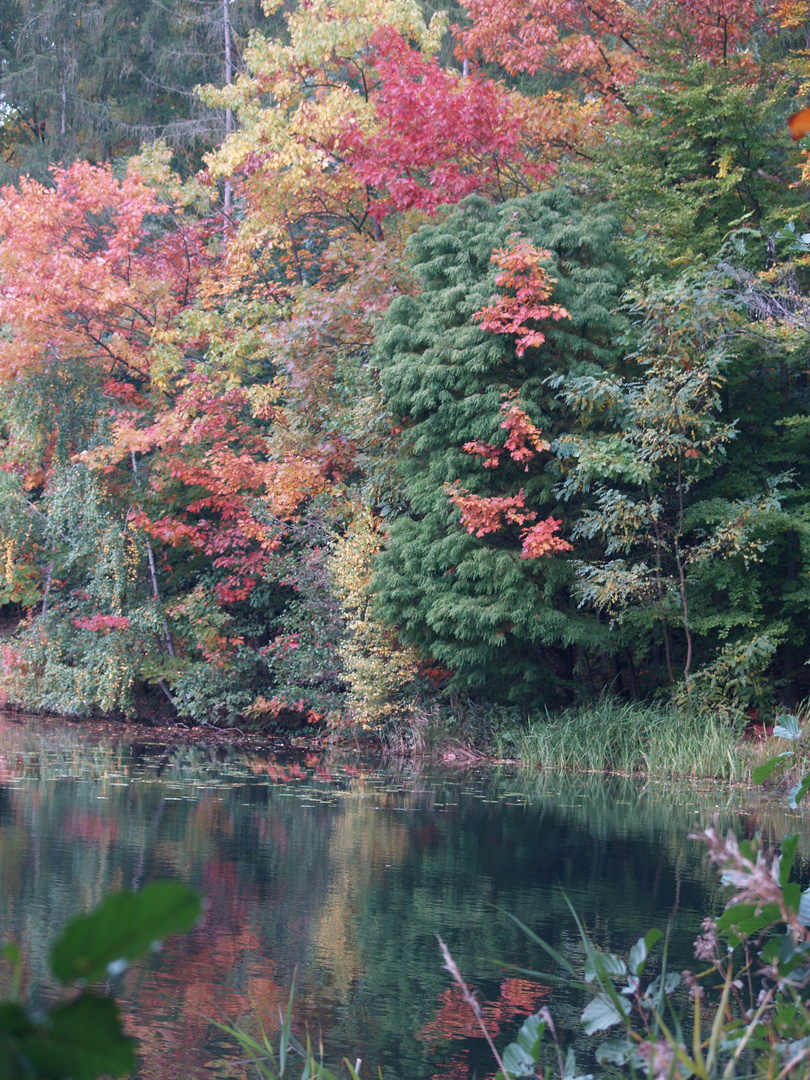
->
[437,937,510,1078]
[651,516,675,684]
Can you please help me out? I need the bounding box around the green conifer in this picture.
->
[373,189,626,705]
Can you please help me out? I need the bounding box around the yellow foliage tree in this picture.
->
[331,509,421,731]
[201,0,447,274]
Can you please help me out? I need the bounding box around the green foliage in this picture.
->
[374,188,627,706]
[677,629,785,717]
[752,703,810,809]
[0,881,201,1080]
[585,50,805,276]
[0,0,271,183]
[213,978,363,1080]
[556,342,787,691]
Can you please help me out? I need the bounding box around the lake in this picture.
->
[0,715,804,1080]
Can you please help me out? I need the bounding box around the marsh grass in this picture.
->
[494,699,756,779]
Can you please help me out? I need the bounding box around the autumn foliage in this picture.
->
[444,253,573,561]
[346,27,559,215]
[0,161,203,385]
[473,243,569,357]
[456,0,778,102]
[0,0,808,724]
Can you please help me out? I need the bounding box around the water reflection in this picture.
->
[0,716,805,1080]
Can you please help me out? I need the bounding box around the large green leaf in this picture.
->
[642,971,680,1011]
[629,929,662,977]
[595,1037,635,1066]
[784,882,802,916]
[779,835,800,888]
[0,1003,33,1039]
[788,775,810,810]
[752,753,794,784]
[50,881,201,984]
[0,1005,35,1080]
[516,1012,546,1060]
[774,715,802,740]
[502,1041,537,1078]
[716,902,782,945]
[0,997,134,1080]
[19,994,135,1080]
[581,993,629,1035]
[584,952,626,984]
[799,889,810,927]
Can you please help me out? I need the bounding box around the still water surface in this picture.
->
[0,716,805,1080]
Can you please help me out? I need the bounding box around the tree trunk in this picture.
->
[223,0,233,215]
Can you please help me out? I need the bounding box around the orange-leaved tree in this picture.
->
[456,0,779,121]
[0,155,334,723]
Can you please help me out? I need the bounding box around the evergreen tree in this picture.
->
[0,0,268,183]
[373,189,626,706]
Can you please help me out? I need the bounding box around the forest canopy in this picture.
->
[1,0,809,732]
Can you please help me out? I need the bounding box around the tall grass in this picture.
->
[493,699,754,779]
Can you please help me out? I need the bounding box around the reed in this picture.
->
[494,699,753,779]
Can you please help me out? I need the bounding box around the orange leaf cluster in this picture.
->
[447,486,535,537]
[99,373,328,605]
[521,518,573,558]
[446,485,571,557]
[0,162,207,384]
[463,400,551,469]
[452,395,570,557]
[474,242,569,357]
[71,615,132,633]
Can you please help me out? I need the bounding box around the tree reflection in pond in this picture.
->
[0,717,797,1080]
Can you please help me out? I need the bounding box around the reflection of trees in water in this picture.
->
[500,770,799,851]
[0,720,790,1079]
[419,978,551,1045]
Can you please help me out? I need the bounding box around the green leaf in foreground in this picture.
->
[498,1011,546,1078]
[716,902,783,945]
[779,835,800,888]
[752,753,794,785]
[50,881,201,984]
[629,929,662,977]
[788,775,810,809]
[502,1040,537,1078]
[774,715,802,740]
[0,1003,34,1040]
[516,1012,546,1060]
[584,952,626,984]
[581,992,630,1034]
[19,994,135,1080]
[0,995,135,1080]
[595,1037,635,1066]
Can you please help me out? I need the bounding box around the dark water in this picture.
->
[0,717,805,1080]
